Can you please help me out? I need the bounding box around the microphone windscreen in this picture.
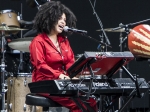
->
[63,26,69,32]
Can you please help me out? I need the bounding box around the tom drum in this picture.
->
[0,9,20,34]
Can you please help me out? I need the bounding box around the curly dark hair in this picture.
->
[33,1,77,36]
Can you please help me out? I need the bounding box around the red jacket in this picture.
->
[29,33,75,82]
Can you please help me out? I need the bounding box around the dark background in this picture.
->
[0,0,150,110]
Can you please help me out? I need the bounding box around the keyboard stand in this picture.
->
[103,96,120,112]
[115,65,143,112]
[71,57,97,112]
[71,97,87,112]
[118,90,137,112]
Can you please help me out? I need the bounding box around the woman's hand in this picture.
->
[72,77,79,79]
[59,74,70,79]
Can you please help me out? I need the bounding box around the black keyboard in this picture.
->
[28,78,149,96]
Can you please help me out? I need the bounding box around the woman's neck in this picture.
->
[47,33,58,43]
[47,33,61,52]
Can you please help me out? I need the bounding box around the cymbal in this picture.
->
[0,26,28,31]
[8,37,34,52]
[96,28,126,32]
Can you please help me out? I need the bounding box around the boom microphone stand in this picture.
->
[88,1,111,111]
[88,0,111,49]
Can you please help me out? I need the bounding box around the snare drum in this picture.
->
[7,73,42,112]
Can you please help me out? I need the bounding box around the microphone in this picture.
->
[63,26,87,34]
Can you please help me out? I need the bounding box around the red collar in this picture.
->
[42,33,66,43]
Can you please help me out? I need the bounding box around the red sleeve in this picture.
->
[30,40,62,79]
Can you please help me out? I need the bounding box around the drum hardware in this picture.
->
[0,24,8,112]
[118,23,125,110]
[24,79,27,86]
[18,20,33,25]
[9,103,12,111]
[113,18,150,32]
[23,104,27,111]
[9,79,13,86]
[18,51,24,72]
[24,76,28,86]
[17,3,25,73]
[23,29,37,37]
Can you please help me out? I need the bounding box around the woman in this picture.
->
[29,1,97,112]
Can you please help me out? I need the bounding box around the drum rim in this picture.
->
[17,73,32,75]
[17,75,32,77]
[9,73,32,77]
[0,9,16,14]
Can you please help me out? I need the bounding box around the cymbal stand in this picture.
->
[18,3,24,73]
[0,28,7,112]
[118,23,123,110]
[118,23,130,110]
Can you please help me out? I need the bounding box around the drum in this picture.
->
[0,10,20,27]
[128,24,150,58]
[0,9,20,34]
[7,73,42,112]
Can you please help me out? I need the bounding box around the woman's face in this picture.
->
[53,13,66,34]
